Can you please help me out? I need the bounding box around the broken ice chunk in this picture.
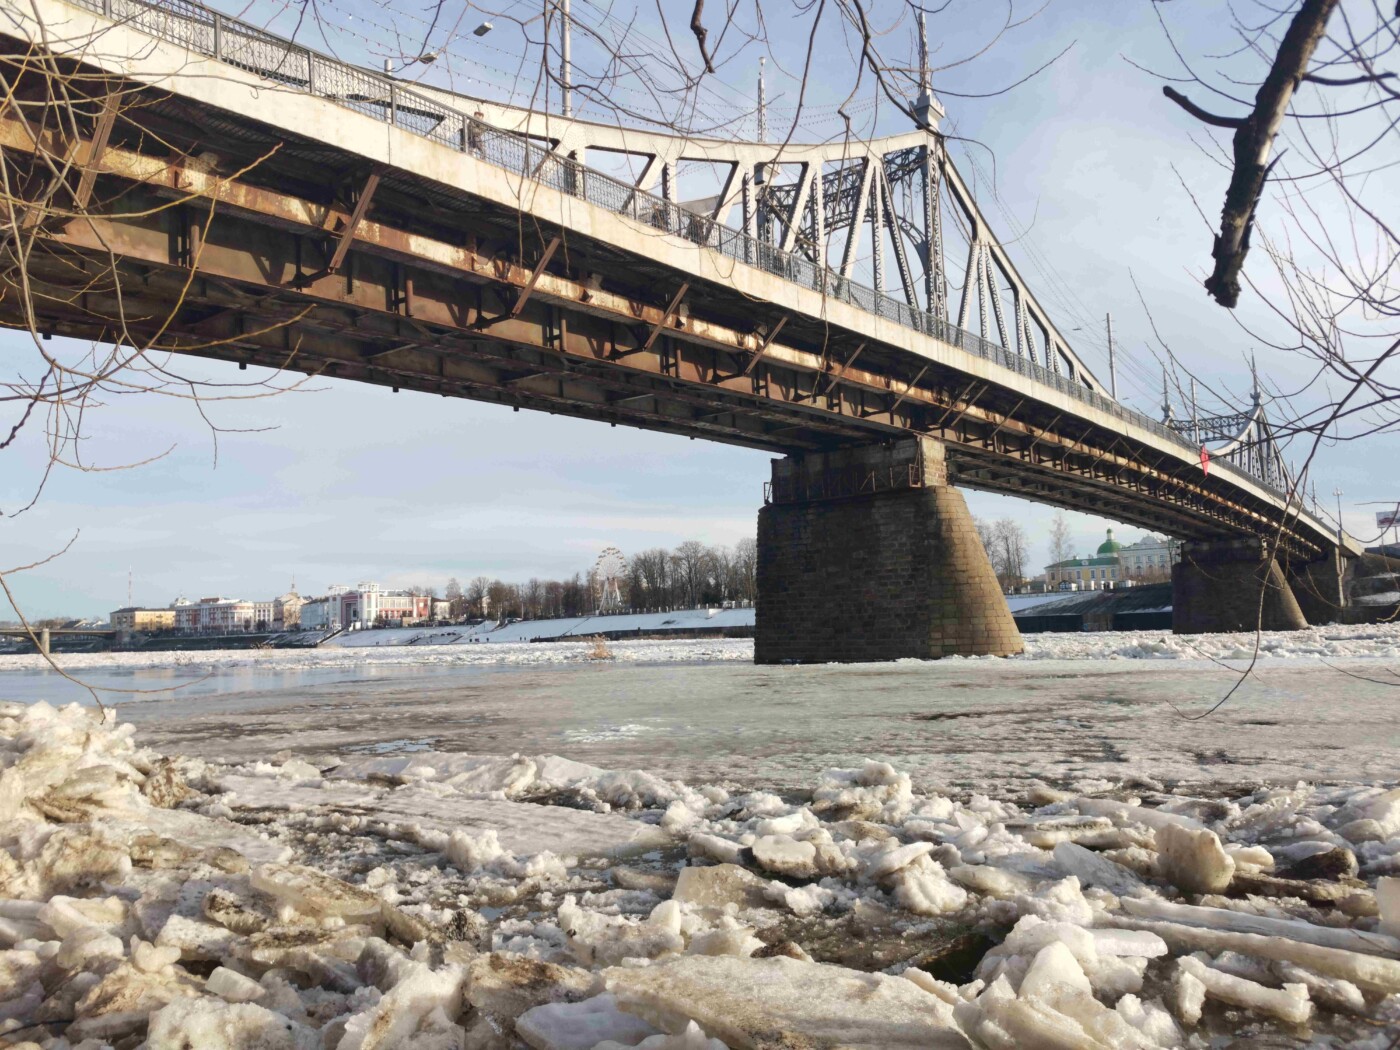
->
[130,938,180,974]
[686,925,763,958]
[1052,842,1152,899]
[466,951,594,1021]
[55,926,125,970]
[445,828,505,872]
[145,995,319,1049]
[594,1021,729,1050]
[1175,955,1311,1025]
[337,958,467,1050]
[557,895,684,966]
[672,864,772,912]
[1156,823,1235,895]
[36,895,129,940]
[865,841,934,881]
[206,966,265,1003]
[250,863,382,923]
[604,954,967,1049]
[1273,960,1367,1015]
[515,993,661,1050]
[1379,875,1400,937]
[891,857,968,917]
[688,833,744,866]
[1173,967,1206,1027]
[1114,993,1183,1048]
[750,835,817,879]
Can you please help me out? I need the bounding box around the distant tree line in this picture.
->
[438,538,758,621]
[974,517,1030,591]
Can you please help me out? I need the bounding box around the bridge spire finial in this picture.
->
[1161,367,1174,423]
[1250,352,1261,407]
[914,13,940,130]
[757,57,767,142]
[918,12,930,93]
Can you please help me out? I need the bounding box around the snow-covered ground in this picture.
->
[3,700,1399,1049]
[332,608,756,647]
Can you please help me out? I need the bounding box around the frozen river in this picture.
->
[7,627,1400,1048]
[5,626,1400,793]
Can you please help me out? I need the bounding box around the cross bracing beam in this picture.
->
[0,5,1349,560]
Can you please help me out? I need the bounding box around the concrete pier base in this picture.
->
[755,437,1023,663]
[1286,556,1350,626]
[1172,539,1307,634]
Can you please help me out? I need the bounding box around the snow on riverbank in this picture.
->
[0,637,754,677]
[1019,622,1400,662]
[2,622,1399,678]
[4,701,1400,1048]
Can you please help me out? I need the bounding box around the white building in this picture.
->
[1119,535,1181,580]
[174,597,255,633]
[300,597,334,631]
[297,584,432,632]
[335,583,432,628]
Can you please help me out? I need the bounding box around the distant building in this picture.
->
[109,607,176,632]
[174,597,255,633]
[300,597,334,631]
[1044,529,1182,591]
[1118,534,1181,581]
[431,599,451,621]
[273,592,304,629]
[335,583,432,628]
[296,584,432,631]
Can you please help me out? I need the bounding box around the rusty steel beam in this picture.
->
[742,316,789,378]
[640,281,690,354]
[510,234,560,318]
[326,171,380,275]
[0,117,1323,555]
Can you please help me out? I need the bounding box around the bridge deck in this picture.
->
[0,0,1356,559]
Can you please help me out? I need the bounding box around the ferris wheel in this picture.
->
[593,546,627,612]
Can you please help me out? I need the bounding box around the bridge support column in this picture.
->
[1286,553,1351,626]
[39,627,50,656]
[1171,539,1307,634]
[755,436,1023,663]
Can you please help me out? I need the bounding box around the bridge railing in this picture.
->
[73,0,1287,495]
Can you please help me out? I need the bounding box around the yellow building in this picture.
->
[110,606,177,632]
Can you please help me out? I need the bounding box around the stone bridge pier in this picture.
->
[1171,538,1308,634]
[755,436,1023,663]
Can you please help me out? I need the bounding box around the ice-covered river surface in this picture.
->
[6,626,1400,1049]
[5,626,1399,793]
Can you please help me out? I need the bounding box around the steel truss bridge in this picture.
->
[0,0,1358,563]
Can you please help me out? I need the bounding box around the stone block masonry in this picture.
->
[1172,538,1307,634]
[755,437,1023,663]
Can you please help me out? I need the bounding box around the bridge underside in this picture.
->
[0,43,1331,562]
[0,36,1348,658]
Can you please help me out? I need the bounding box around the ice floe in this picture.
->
[3,699,1400,1048]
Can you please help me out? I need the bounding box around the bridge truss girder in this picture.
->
[459,94,1099,393]
[1168,405,1290,492]
[0,88,1325,562]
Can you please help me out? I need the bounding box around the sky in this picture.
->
[3,0,1397,618]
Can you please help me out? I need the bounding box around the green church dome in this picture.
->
[1096,528,1122,556]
